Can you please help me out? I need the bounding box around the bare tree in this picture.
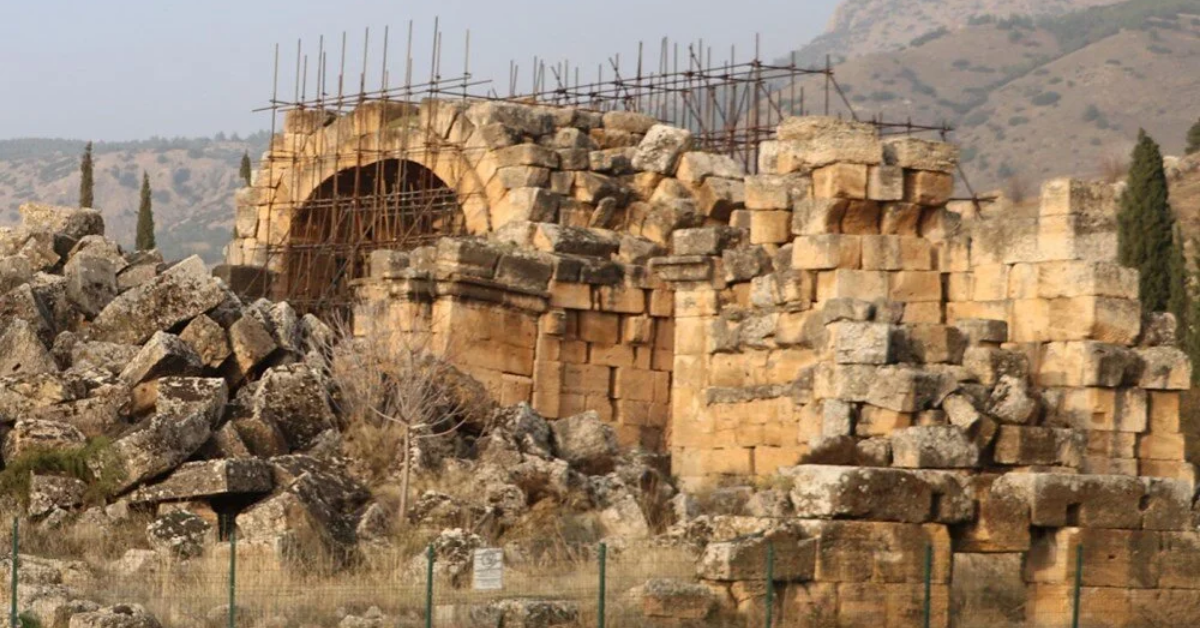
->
[323,311,490,522]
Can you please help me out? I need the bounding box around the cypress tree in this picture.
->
[239,151,252,187]
[1187,118,1200,155]
[1118,130,1175,313]
[1168,226,1190,338]
[79,141,94,208]
[136,172,156,251]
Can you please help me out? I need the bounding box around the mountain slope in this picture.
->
[783,0,1200,191]
[795,0,1123,65]
[0,135,268,264]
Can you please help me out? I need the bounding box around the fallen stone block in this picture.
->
[2,420,87,462]
[882,137,959,174]
[785,465,933,523]
[105,378,227,493]
[0,319,58,376]
[632,125,693,175]
[88,256,226,345]
[128,458,273,504]
[119,331,202,386]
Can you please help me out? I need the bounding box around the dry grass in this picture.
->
[80,539,698,628]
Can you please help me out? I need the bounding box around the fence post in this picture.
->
[923,543,933,628]
[597,543,607,628]
[765,543,775,628]
[425,544,435,628]
[1071,543,1084,628]
[10,517,17,628]
[228,527,236,628]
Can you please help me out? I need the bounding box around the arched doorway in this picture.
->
[280,158,465,316]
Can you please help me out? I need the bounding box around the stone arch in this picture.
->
[280,157,464,313]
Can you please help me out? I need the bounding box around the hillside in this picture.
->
[0,134,268,264]
[785,0,1200,192]
[797,0,1123,65]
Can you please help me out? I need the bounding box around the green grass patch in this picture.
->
[0,438,125,507]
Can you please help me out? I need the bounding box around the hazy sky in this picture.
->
[0,0,841,141]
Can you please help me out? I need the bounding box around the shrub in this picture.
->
[1032,91,1062,107]
[952,59,971,70]
[0,438,123,506]
[910,27,950,47]
[1009,116,1030,126]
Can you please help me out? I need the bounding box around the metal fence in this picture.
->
[3,517,1097,628]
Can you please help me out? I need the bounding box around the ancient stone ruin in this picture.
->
[222,98,1200,625]
[0,92,1197,626]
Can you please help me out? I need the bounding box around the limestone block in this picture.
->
[1037,214,1119,262]
[1138,432,1187,461]
[866,366,945,413]
[953,319,1008,345]
[774,117,883,167]
[792,199,848,236]
[903,302,945,325]
[904,171,954,206]
[1149,391,1181,433]
[493,143,559,169]
[1140,311,1178,347]
[817,270,889,302]
[694,177,745,221]
[784,465,933,523]
[793,235,861,271]
[88,256,226,345]
[1010,297,1141,344]
[813,163,868,199]
[895,324,966,364]
[882,137,959,174]
[880,203,923,236]
[1040,177,1117,219]
[698,529,816,582]
[1137,347,1192,390]
[631,125,693,174]
[749,211,792,245]
[119,331,202,386]
[950,553,1026,628]
[992,426,1080,466]
[892,426,979,469]
[675,152,745,183]
[723,246,772,283]
[960,345,1027,386]
[1025,527,1158,589]
[856,406,913,437]
[0,320,57,377]
[745,174,810,210]
[602,110,657,134]
[828,321,894,365]
[495,165,551,190]
[1047,387,1147,433]
[1036,341,1141,388]
[578,311,620,345]
[861,236,933,271]
[1140,460,1197,483]
[641,579,716,620]
[227,315,277,379]
[813,363,878,402]
[867,166,904,202]
[1035,261,1137,299]
[888,271,942,303]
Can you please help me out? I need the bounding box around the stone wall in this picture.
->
[232,99,1200,625]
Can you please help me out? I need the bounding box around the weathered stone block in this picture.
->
[631,125,693,174]
[792,199,848,236]
[904,171,954,206]
[813,163,868,199]
[891,426,979,469]
[793,235,861,271]
[883,137,959,174]
[774,117,883,167]
[784,465,933,523]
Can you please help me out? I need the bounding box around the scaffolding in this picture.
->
[244,22,961,318]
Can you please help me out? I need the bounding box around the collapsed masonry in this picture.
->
[222,101,1200,625]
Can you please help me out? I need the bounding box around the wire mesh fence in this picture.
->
[1,516,1102,628]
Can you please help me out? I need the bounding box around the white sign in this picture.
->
[473,548,504,590]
